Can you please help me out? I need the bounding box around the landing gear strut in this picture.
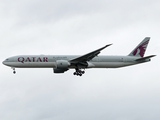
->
[73,68,85,76]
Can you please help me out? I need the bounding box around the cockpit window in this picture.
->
[6,59,9,61]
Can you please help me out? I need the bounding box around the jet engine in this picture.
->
[56,60,70,69]
[53,68,68,73]
[53,60,70,73]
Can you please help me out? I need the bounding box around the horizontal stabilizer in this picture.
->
[135,55,156,62]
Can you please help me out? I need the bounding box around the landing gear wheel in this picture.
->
[12,68,16,74]
[73,68,85,76]
[82,71,85,74]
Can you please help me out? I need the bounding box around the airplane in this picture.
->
[2,37,156,76]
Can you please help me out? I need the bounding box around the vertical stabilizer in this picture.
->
[128,37,150,58]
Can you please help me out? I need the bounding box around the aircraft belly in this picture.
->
[92,62,134,68]
[6,62,56,68]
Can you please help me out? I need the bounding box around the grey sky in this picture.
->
[0,0,160,120]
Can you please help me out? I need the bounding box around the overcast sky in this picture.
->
[0,0,160,120]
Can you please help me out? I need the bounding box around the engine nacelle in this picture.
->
[56,60,70,69]
[53,68,68,73]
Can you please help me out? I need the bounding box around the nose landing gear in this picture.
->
[12,68,16,74]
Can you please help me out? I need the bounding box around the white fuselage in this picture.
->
[2,37,155,76]
[2,55,144,69]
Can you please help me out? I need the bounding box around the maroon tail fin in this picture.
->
[128,37,150,58]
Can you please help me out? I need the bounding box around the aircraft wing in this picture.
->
[70,44,112,63]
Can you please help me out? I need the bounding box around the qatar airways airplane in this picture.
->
[3,37,155,76]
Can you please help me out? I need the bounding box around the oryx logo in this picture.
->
[133,40,149,57]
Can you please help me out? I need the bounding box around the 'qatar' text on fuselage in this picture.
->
[18,57,48,63]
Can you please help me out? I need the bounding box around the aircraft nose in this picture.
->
[2,61,5,65]
[2,60,6,65]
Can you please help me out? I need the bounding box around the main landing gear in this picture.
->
[12,68,16,74]
[73,68,85,76]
